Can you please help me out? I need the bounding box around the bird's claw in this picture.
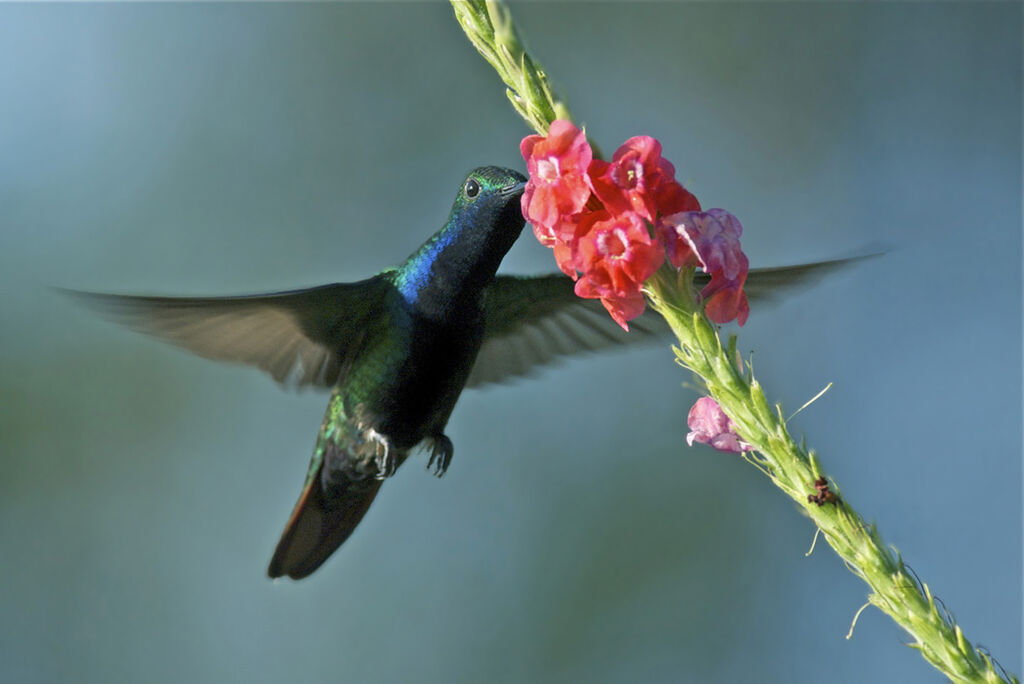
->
[426,435,453,478]
[374,449,395,479]
[369,431,397,480]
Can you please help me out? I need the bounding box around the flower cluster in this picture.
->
[521,120,749,329]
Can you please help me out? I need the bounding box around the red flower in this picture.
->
[572,211,664,330]
[702,279,749,327]
[686,397,748,453]
[532,212,588,278]
[520,120,593,230]
[587,136,679,223]
[519,121,747,331]
[653,177,702,216]
[592,290,647,331]
[666,209,750,325]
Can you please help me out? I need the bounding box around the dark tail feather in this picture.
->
[267,464,382,580]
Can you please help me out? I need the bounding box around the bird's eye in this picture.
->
[464,179,480,199]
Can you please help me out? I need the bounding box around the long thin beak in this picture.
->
[501,181,526,198]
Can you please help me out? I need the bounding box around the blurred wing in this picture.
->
[64,275,392,388]
[738,256,869,305]
[467,275,666,388]
[468,257,867,388]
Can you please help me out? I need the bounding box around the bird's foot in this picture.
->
[367,429,398,480]
[426,435,453,478]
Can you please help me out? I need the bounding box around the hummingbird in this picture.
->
[69,165,853,580]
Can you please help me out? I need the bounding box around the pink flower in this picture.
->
[587,136,678,223]
[686,397,748,453]
[656,180,703,268]
[572,210,664,330]
[666,209,750,325]
[520,120,594,231]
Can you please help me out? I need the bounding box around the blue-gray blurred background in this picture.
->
[1,4,1020,683]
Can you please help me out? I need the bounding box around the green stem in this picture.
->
[450,2,1018,682]
[451,0,571,135]
[645,270,1015,684]
[450,0,603,159]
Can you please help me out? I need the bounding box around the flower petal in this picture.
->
[686,397,747,452]
[664,209,750,325]
[520,120,594,230]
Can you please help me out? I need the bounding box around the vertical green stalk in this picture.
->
[450,1,1018,682]
[451,0,604,159]
[451,0,571,135]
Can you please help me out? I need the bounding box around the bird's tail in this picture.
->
[267,454,383,580]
